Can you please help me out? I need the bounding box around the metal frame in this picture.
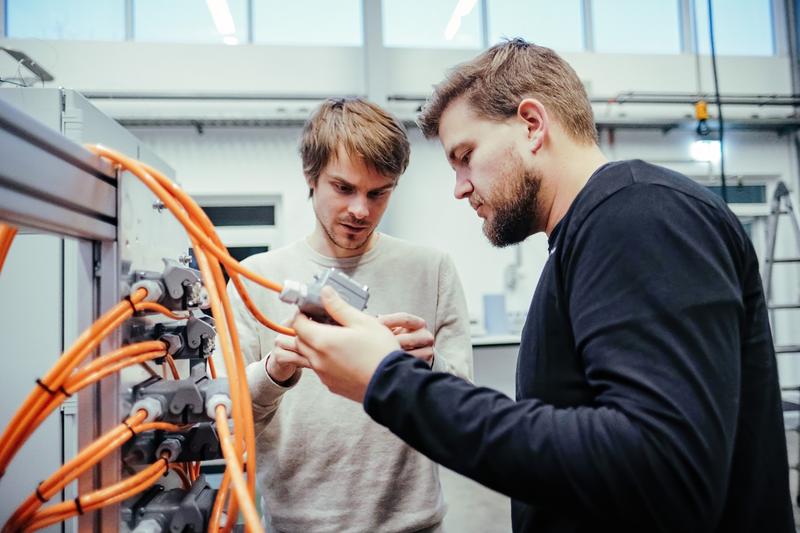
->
[0,95,121,532]
[0,98,117,241]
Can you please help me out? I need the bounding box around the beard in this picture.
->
[315,209,375,251]
[482,155,542,248]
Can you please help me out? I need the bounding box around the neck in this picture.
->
[307,223,378,259]
[542,143,608,236]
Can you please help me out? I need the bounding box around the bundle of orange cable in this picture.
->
[0,144,288,532]
[88,144,279,532]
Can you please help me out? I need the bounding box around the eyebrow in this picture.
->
[329,175,395,192]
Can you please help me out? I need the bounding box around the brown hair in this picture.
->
[417,38,597,145]
[300,98,410,196]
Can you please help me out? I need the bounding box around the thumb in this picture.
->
[320,286,365,326]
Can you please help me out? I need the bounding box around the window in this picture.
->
[592,0,681,54]
[6,0,124,41]
[382,0,483,49]
[134,0,248,45]
[202,205,275,227]
[706,184,767,203]
[694,0,774,56]
[193,195,282,283]
[487,0,584,52]
[253,0,362,46]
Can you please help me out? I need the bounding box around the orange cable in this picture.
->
[22,457,168,532]
[0,289,146,476]
[4,410,149,532]
[209,466,231,531]
[65,350,166,394]
[191,240,256,508]
[70,341,166,384]
[134,301,187,320]
[139,156,292,337]
[87,146,284,296]
[169,463,192,490]
[201,239,257,498]
[215,405,263,533]
[164,353,180,380]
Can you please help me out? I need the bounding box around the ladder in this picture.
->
[764,181,800,353]
[762,181,800,506]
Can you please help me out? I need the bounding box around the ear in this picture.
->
[305,174,316,197]
[517,98,548,154]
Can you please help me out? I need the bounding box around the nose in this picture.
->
[348,195,369,220]
[453,171,473,200]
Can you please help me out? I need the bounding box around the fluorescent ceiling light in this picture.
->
[207,0,237,36]
[690,140,721,163]
[444,0,478,40]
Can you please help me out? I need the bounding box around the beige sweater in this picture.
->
[224,234,473,533]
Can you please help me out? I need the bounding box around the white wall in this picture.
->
[9,36,794,382]
[129,126,800,350]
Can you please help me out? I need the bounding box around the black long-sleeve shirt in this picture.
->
[363,160,793,532]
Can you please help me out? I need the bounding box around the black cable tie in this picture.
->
[123,420,136,438]
[74,497,84,515]
[58,385,72,398]
[35,378,55,395]
[35,482,48,503]
[124,294,138,313]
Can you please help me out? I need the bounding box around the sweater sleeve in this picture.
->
[429,253,474,380]
[364,186,743,531]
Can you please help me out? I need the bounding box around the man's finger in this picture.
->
[275,335,298,353]
[394,329,434,350]
[378,312,426,331]
[291,313,330,354]
[320,286,367,327]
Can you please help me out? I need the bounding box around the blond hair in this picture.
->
[418,38,597,145]
[300,98,410,196]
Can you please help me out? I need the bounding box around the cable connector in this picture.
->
[156,311,215,360]
[280,267,369,324]
[129,258,203,311]
[155,437,182,462]
[123,423,222,465]
[130,397,163,423]
[205,379,232,419]
[129,369,229,425]
[124,477,217,532]
[130,279,164,304]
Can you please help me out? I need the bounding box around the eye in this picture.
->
[368,190,389,199]
[460,151,471,166]
[333,183,352,194]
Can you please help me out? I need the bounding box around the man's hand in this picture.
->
[378,313,434,365]
[265,334,311,385]
[291,287,400,402]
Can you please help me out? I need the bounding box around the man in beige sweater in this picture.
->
[227,98,473,532]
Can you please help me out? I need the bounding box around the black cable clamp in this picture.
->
[122,420,136,438]
[35,378,56,395]
[35,482,48,503]
[74,496,84,515]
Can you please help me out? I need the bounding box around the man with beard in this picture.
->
[227,98,473,532]
[285,40,793,532]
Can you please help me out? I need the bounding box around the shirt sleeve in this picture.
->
[363,185,744,531]
[429,253,474,380]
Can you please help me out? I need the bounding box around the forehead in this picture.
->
[321,144,396,188]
